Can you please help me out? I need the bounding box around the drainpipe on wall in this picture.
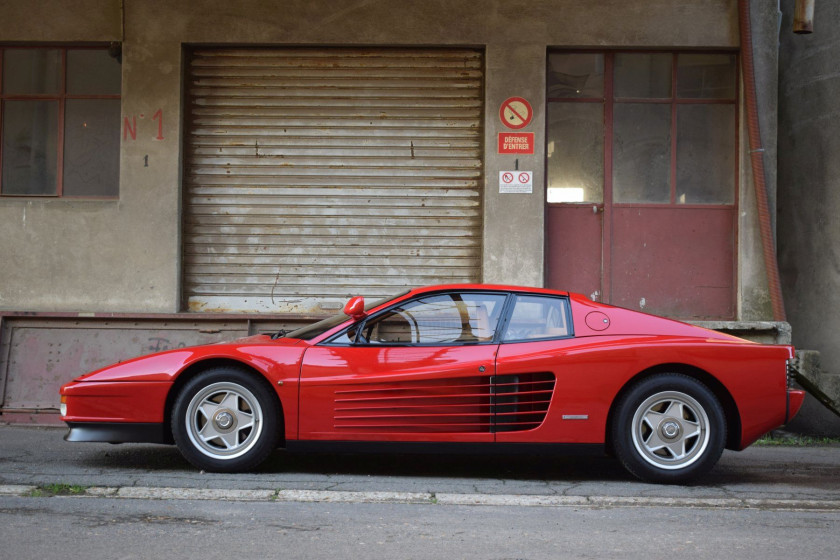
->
[738,0,787,322]
[793,0,815,34]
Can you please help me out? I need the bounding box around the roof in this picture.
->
[405,284,571,297]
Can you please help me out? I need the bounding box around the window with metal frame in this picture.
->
[545,50,738,320]
[0,46,121,198]
[546,51,737,206]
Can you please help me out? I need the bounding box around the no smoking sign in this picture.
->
[499,97,533,129]
[499,170,533,194]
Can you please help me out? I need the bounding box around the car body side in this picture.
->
[60,287,802,452]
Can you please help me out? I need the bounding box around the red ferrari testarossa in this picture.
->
[60,284,803,483]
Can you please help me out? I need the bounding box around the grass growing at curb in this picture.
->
[756,434,840,446]
[29,483,88,497]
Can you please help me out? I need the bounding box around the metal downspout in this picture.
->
[738,0,787,322]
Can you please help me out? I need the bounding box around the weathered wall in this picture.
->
[778,1,840,433]
[0,0,119,41]
[0,0,180,312]
[1,0,768,315]
[737,0,782,320]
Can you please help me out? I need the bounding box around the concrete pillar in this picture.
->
[778,0,840,434]
[482,44,546,286]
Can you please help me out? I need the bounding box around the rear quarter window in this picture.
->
[502,295,572,342]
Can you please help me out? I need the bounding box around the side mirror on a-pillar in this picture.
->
[343,296,366,319]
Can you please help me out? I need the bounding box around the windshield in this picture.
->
[284,291,410,340]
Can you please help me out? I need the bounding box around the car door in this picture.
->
[298,291,507,442]
[493,294,577,443]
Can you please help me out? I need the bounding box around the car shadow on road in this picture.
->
[81,438,840,487]
[82,443,837,489]
[82,443,646,483]
[265,449,633,482]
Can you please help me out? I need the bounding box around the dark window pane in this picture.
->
[547,102,604,203]
[548,53,604,98]
[677,54,736,99]
[614,53,672,99]
[613,103,671,203]
[63,99,120,197]
[1,100,59,195]
[67,49,121,95]
[676,105,735,204]
[2,49,61,94]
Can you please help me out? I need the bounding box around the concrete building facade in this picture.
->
[778,0,840,434]
[0,0,808,424]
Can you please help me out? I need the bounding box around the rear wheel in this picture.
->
[611,374,726,483]
[172,367,278,472]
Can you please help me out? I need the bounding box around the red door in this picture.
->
[546,204,604,302]
[298,344,498,442]
[545,51,737,320]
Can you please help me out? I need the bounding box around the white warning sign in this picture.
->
[499,171,533,194]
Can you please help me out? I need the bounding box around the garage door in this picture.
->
[183,48,484,313]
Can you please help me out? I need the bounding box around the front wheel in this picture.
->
[172,367,279,472]
[611,374,726,483]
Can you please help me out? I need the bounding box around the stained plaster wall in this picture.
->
[735,0,782,321]
[0,0,778,320]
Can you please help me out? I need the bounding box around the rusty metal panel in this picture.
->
[610,207,735,320]
[546,205,603,302]
[183,48,484,313]
[0,319,248,411]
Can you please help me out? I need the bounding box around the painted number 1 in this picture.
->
[152,109,164,140]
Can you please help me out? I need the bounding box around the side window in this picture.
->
[1,47,121,197]
[503,295,571,342]
[362,293,507,345]
[328,323,361,345]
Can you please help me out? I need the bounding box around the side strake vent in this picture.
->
[334,376,493,433]
[493,372,556,433]
[333,373,555,434]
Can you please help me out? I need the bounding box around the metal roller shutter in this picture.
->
[183,47,484,313]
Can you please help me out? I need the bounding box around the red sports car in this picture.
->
[60,284,804,483]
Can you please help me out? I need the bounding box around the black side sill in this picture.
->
[64,422,170,444]
[286,440,605,456]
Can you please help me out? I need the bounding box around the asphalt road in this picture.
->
[3,494,839,560]
[2,425,840,559]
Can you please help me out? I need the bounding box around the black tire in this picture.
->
[611,374,726,483]
[172,367,279,472]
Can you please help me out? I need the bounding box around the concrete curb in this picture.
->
[117,487,277,501]
[276,489,431,504]
[0,485,36,496]
[2,484,839,511]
